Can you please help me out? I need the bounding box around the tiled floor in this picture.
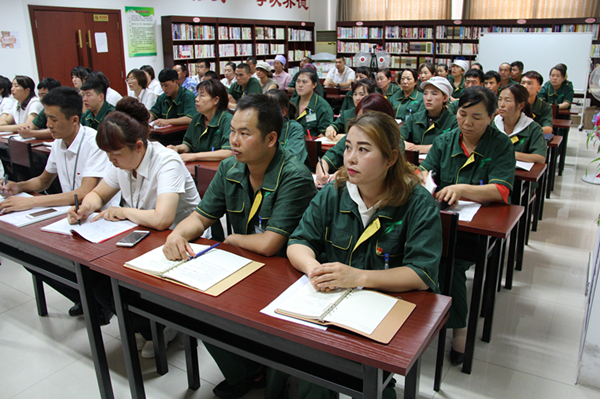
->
[2,126,600,399]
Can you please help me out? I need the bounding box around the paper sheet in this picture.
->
[7,135,35,142]
[516,161,534,171]
[424,171,437,194]
[41,214,136,243]
[451,200,482,222]
[94,32,108,53]
[314,136,336,145]
[125,244,209,275]
[0,196,70,228]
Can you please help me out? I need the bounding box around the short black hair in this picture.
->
[458,86,497,117]
[236,94,283,142]
[510,61,524,72]
[352,78,377,94]
[41,86,83,120]
[14,76,36,109]
[483,70,501,84]
[0,75,12,98]
[197,60,210,69]
[522,70,543,86]
[500,83,532,118]
[80,78,107,97]
[174,63,188,76]
[38,78,61,91]
[87,71,111,89]
[204,71,219,80]
[471,62,484,70]
[127,69,148,89]
[464,68,484,82]
[140,65,155,80]
[197,79,228,112]
[236,63,251,74]
[158,68,178,83]
[246,57,257,66]
[355,66,374,79]
[225,61,237,70]
[437,64,449,72]
[297,68,319,84]
[551,63,567,78]
[418,62,436,75]
[71,66,90,81]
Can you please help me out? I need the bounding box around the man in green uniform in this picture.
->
[483,70,501,97]
[510,61,524,84]
[163,94,317,399]
[448,69,484,115]
[498,62,517,93]
[149,68,197,127]
[81,78,115,130]
[227,63,262,109]
[522,71,553,134]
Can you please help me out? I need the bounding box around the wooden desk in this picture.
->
[552,118,572,177]
[456,203,524,374]
[185,160,220,178]
[0,216,136,399]
[91,234,451,399]
[149,124,188,146]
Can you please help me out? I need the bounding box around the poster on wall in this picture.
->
[125,7,157,57]
[0,31,20,49]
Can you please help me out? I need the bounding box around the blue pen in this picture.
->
[384,253,389,270]
[258,216,263,230]
[211,147,214,151]
[189,242,221,260]
[480,180,483,185]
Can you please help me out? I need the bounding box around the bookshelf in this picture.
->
[162,16,314,77]
[337,18,600,73]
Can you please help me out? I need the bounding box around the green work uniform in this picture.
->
[82,101,115,130]
[491,117,547,158]
[391,90,424,122]
[182,109,233,153]
[291,92,334,136]
[32,108,47,129]
[280,118,309,165]
[286,181,442,399]
[197,146,317,396]
[419,126,515,328]
[447,100,459,115]
[498,77,518,94]
[530,97,553,130]
[288,72,324,99]
[400,107,458,146]
[383,83,401,100]
[537,80,574,107]
[329,108,355,134]
[149,84,197,120]
[447,75,466,98]
[228,77,263,102]
[339,90,354,112]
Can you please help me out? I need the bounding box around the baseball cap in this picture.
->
[420,76,453,97]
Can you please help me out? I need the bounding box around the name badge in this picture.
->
[306,113,317,123]
[511,136,520,144]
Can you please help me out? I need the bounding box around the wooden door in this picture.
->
[29,6,127,96]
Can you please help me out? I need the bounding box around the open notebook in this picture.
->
[0,194,70,227]
[41,214,137,243]
[124,244,264,296]
[273,277,416,344]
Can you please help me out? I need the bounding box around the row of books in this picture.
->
[489,26,551,33]
[256,43,285,56]
[288,49,311,62]
[337,26,382,39]
[592,44,600,58]
[385,27,434,40]
[555,24,600,40]
[217,43,254,57]
[337,41,378,53]
[173,44,216,60]
[172,24,215,40]
[218,26,253,40]
[289,29,312,41]
[436,26,488,40]
[385,42,408,54]
[435,43,478,55]
[255,27,286,40]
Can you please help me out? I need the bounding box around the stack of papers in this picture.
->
[516,161,534,171]
[451,200,482,222]
[41,214,137,243]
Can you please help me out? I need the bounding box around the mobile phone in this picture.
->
[116,230,150,247]
[26,208,58,219]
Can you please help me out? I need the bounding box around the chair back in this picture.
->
[8,138,33,181]
[404,149,420,166]
[439,211,459,296]
[194,164,218,198]
[304,139,322,172]
[551,104,558,119]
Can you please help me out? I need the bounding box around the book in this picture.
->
[41,214,137,243]
[124,244,264,296]
[274,277,416,344]
[516,161,534,171]
[0,198,70,228]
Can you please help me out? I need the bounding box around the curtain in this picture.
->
[338,0,450,21]
[464,0,599,19]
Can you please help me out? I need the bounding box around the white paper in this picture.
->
[314,136,336,145]
[7,135,35,142]
[451,200,482,222]
[418,153,427,161]
[424,170,437,194]
[0,197,70,228]
[41,214,137,243]
[516,161,534,171]
[326,290,396,335]
[260,275,328,330]
[94,32,108,53]
[125,243,209,275]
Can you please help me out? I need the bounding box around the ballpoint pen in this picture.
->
[189,242,220,260]
[74,194,80,225]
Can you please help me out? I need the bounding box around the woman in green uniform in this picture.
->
[290,68,334,137]
[493,84,546,163]
[447,60,468,100]
[419,86,515,366]
[538,63,573,111]
[417,62,436,88]
[288,111,442,399]
[402,76,458,154]
[266,89,309,165]
[167,79,233,162]
[390,68,424,122]
[339,66,373,112]
[375,68,401,100]
[324,79,376,142]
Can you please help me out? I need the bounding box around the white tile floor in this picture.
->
[2,126,600,399]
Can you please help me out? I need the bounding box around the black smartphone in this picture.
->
[116,230,150,247]
[26,208,58,219]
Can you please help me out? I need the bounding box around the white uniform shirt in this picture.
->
[45,125,119,206]
[147,79,163,96]
[220,77,236,89]
[10,97,43,124]
[106,87,122,107]
[0,96,17,116]
[103,141,200,229]
[128,89,158,110]
[326,65,356,85]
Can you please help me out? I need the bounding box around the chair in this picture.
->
[194,164,218,197]
[8,137,34,182]
[433,210,459,392]
[551,104,558,119]
[404,149,420,166]
[304,139,322,172]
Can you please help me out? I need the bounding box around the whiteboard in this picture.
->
[477,32,593,92]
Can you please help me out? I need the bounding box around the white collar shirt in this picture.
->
[0,96,17,116]
[11,97,43,124]
[128,88,158,110]
[326,65,356,84]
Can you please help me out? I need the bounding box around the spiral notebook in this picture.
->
[274,277,416,344]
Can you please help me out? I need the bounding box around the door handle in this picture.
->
[87,30,92,49]
[78,30,82,48]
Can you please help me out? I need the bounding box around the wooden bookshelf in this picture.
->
[162,16,314,77]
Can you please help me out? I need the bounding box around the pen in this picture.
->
[1,173,7,196]
[384,253,389,270]
[479,180,483,185]
[74,194,80,225]
[258,216,263,230]
[189,242,220,260]
[317,156,326,176]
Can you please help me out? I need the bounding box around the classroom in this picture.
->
[1,0,600,398]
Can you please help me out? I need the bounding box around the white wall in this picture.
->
[0,0,312,83]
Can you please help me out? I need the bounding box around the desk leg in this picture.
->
[151,321,168,375]
[516,197,527,272]
[558,129,569,176]
[32,274,48,316]
[183,335,200,390]
[363,366,383,399]
[75,264,114,399]
[462,235,489,374]
[547,148,556,198]
[111,278,146,399]
[505,225,518,290]
[404,358,421,399]
[482,238,502,343]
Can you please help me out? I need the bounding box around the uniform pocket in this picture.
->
[325,227,353,250]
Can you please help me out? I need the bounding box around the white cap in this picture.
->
[420,76,453,98]
[451,60,469,73]
[256,61,273,71]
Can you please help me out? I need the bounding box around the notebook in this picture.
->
[0,195,70,227]
[41,214,137,243]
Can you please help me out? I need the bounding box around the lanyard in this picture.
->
[64,130,85,191]
[129,145,152,209]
